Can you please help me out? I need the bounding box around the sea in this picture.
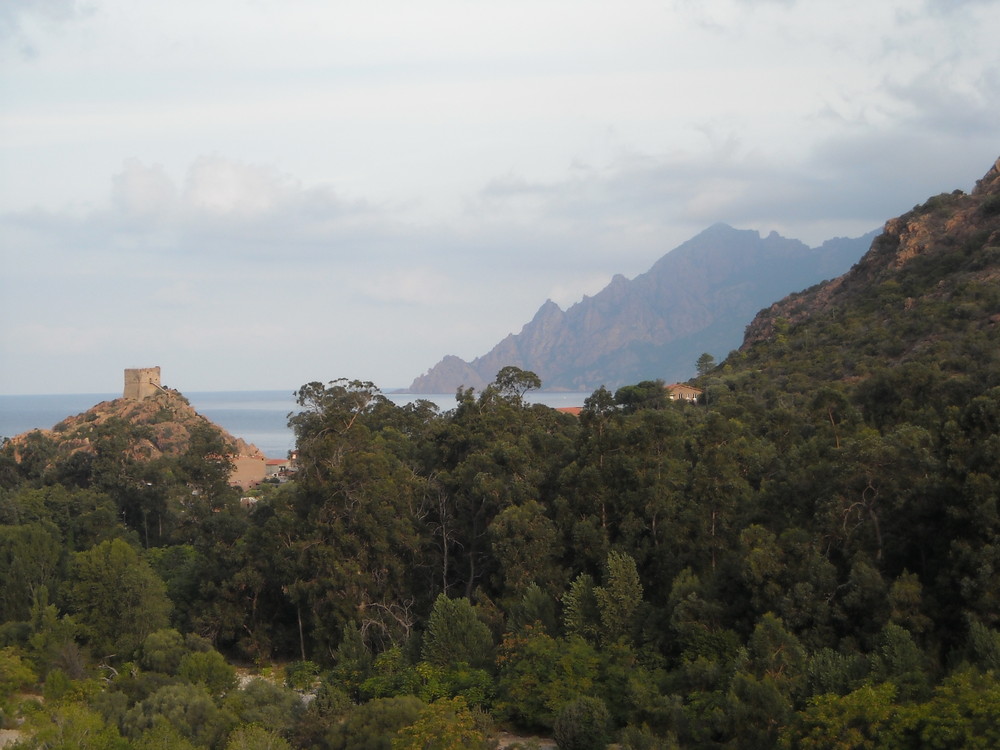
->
[0,390,590,459]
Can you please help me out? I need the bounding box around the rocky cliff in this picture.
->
[409,223,875,393]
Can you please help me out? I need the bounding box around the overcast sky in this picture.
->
[1,0,998,394]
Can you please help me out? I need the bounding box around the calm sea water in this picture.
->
[0,390,589,459]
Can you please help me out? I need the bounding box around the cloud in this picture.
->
[5,322,114,356]
[884,68,1000,137]
[924,0,1000,13]
[0,0,89,56]
[149,279,204,309]
[112,159,177,221]
[0,0,81,35]
[470,120,998,252]
[61,155,383,259]
[479,174,560,202]
[356,268,459,307]
[184,156,288,217]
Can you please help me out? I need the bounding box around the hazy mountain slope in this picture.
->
[408,223,875,393]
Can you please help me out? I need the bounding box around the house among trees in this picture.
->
[665,383,702,402]
[229,455,267,489]
[230,456,295,489]
[265,457,292,479]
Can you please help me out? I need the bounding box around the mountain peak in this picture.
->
[703,221,739,234]
[533,298,564,317]
[407,222,873,393]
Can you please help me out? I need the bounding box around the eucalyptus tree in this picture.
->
[286,379,433,656]
[429,368,576,599]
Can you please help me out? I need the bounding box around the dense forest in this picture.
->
[2,162,1000,749]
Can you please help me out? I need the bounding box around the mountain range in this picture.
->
[407,223,877,393]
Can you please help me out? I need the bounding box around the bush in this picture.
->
[284,660,320,691]
[224,678,304,735]
[0,647,35,700]
[553,696,611,750]
[178,649,236,696]
[141,628,187,674]
[123,682,236,748]
[619,724,680,750]
[225,723,292,750]
[325,695,424,750]
[979,193,1000,217]
[391,696,489,749]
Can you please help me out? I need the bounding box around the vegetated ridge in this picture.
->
[408,223,875,393]
[733,156,1000,392]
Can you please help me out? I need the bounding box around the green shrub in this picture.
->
[284,660,320,691]
[325,695,424,749]
[979,193,1000,217]
[553,696,611,750]
[178,649,236,696]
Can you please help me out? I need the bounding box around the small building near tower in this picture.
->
[230,455,267,489]
[124,367,162,400]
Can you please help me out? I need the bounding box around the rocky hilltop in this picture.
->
[409,224,875,393]
[5,388,262,466]
[743,157,1000,353]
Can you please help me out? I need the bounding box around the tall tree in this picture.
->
[287,379,430,655]
[594,550,643,646]
[67,538,171,660]
[696,352,717,377]
[422,594,495,672]
[488,500,566,602]
[0,521,62,621]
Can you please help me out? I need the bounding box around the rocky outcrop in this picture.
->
[6,389,262,465]
[409,224,875,393]
[408,355,490,395]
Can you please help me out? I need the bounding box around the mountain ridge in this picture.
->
[408,223,876,393]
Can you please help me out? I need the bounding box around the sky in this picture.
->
[1,0,998,395]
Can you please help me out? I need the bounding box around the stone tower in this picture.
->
[123,367,161,400]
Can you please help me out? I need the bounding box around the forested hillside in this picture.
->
[2,159,1000,749]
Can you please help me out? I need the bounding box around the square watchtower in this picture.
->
[124,367,161,400]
